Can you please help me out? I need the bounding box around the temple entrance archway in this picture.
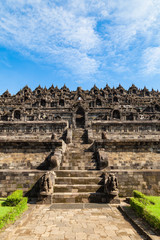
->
[76,107,85,128]
[113,110,120,120]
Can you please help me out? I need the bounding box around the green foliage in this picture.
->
[130,197,144,216]
[133,190,146,199]
[0,208,13,229]
[0,191,28,230]
[0,201,12,218]
[143,209,160,230]
[130,191,160,230]
[147,196,160,205]
[138,197,151,206]
[2,190,23,206]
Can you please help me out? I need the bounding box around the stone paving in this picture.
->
[1,204,145,240]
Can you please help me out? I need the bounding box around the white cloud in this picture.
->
[0,0,101,77]
[105,0,160,50]
[142,47,160,74]
[0,0,160,78]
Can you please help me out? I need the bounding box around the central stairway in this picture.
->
[52,129,107,203]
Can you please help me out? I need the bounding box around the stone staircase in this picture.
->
[61,129,96,170]
[52,129,107,203]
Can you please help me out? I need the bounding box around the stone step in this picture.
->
[72,135,84,138]
[60,167,97,170]
[62,158,94,161]
[72,140,84,142]
[66,147,92,151]
[62,159,94,163]
[62,164,95,168]
[73,137,87,140]
[52,192,107,203]
[72,133,84,137]
[60,164,97,169]
[54,170,104,177]
[62,157,95,162]
[73,130,84,132]
[61,164,96,169]
[63,155,94,158]
[61,162,95,166]
[67,144,91,147]
[72,135,85,138]
[64,151,93,155]
[54,184,104,193]
[63,154,94,158]
[64,151,93,154]
[60,167,97,171]
[55,177,103,185]
[62,160,94,163]
[63,157,93,161]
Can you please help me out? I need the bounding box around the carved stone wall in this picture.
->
[0,170,159,198]
[0,170,45,197]
[107,170,160,197]
[92,121,160,134]
[0,121,68,137]
[94,140,160,169]
[0,84,160,171]
[1,84,160,127]
[0,141,65,169]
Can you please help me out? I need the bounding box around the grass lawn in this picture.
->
[0,199,13,218]
[130,191,160,230]
[146,196,160,218]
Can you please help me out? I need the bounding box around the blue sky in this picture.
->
[0,0,160,94]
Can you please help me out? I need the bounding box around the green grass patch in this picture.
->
[0,190,28,230]
[2,190,23,206]
[130,190,160,230]
[0,201,13,218]
[145,196,160,220]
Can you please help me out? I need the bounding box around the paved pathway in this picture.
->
[1,204,145,240]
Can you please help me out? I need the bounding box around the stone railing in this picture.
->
[96,149,108,170]
[86,128,94,144]
[0,121,68,139]
[92,120,160,134]
[42,140,66,170]
[66,128,72,144]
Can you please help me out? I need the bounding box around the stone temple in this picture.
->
[0,84,160,203]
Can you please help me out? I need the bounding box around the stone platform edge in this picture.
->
[119,205,160,240]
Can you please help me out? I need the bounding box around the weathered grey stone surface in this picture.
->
[66,128,72,144]
[0,84,160,170]
[0,84,160,203]
[0,205,145,240]
[0,169,159,199]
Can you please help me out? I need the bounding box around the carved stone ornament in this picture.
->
[39,171,56,196]
[104,173,119,203]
